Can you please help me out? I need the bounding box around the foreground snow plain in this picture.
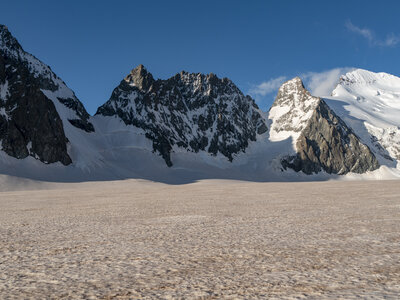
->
[0,178,399,299]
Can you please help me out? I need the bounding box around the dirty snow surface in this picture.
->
[0,179,399,299]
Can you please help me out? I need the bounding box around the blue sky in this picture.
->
[1,0,400,114]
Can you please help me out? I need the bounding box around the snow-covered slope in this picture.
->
[326,69,400,168]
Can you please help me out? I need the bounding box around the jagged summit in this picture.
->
[271,77,318,120]
[124,64,155,91]
[0,24,23,53]
[269,76,321,141]
[282,76,303,86]
[277,76,307,93]
[96,68,268,166]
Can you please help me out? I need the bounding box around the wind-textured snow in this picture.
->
[1,179,400,298]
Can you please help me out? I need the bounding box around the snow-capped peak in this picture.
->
[268,76,380,175]
[268,77,320,144]
[327,68,400,166]
[96,66,268,166]
[331,68,400,126]
[336,68,400,90]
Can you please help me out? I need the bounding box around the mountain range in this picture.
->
[1,25,399,183]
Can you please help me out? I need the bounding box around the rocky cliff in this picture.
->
[0,25,94,165]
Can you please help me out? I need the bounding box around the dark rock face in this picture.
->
[0,82,72,165]
[57,97,94,132]
[97,65,267,166]
[273,77,380,175]
[281,100,380,174]
[0,25,94,165]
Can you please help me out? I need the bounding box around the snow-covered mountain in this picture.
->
[96,65,267,166]
[0,24,94,166]
[269,77,379,175]
[0,25,399,183]
[325,69,400,169]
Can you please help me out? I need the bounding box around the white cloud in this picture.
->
[346,21,373,42]
[249,76,287,97]
[249,68,355,110]
[382,34,400,47]
[346,21,400,47]
[301,67,355,97]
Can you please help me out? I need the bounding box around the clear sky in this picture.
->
[1,0,400,114]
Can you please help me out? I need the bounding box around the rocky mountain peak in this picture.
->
[284,76,303,86]
[272,77,313,107]
[269,77,321,140]
[96,68,268,166]
[0,24,23,54]
[0,25,96,166]
[124,64,154,91]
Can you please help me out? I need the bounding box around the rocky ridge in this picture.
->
[96,65,268,166]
